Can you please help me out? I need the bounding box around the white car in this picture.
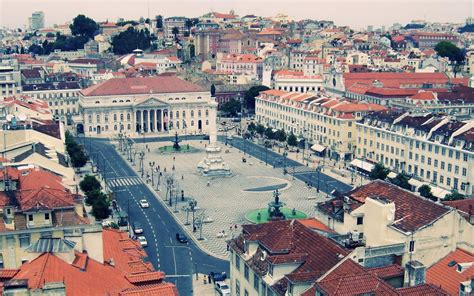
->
[215,281,231,296]
[137,236,148,247]
[139,199,149,208]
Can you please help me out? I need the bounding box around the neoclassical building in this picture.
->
[78,76,215,137]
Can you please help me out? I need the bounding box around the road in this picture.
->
[84,137,229,296]
[108,134,353,194]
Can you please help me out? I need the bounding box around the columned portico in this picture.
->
[134,107,171,134]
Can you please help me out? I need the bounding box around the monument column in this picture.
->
[141,110,144,133]
[209,101,218,145]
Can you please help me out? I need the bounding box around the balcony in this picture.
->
[364,243,405,258]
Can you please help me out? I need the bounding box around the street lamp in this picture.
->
[282,149,288,174]
[149,161,155,186]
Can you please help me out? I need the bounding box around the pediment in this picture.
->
[135,97,168,107]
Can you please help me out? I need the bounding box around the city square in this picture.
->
[112,137,323,258]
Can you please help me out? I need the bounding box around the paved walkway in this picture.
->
[116,139,325,258]
[192,273,218,296]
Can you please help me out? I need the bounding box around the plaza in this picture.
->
[114,138,326,258]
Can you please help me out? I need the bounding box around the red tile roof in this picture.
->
[343,72,450,89]
[426,248,474,295]
[11,229,178,296]
[443,199,474,221]
[368,264,404,279]
[344,180,451,232]
[396,283,449,295]
[16,187,76,211]
[298,218,334,232]
[410,91,437,100]
[81,76,206,96]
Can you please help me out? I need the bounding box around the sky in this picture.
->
[0,0,472,30]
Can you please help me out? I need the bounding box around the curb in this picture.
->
[113,143,229,262]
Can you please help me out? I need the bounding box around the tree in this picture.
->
[369,163,389,180]
[264,127,274,139]
[79,175,101,194]
[247,122,256,132]
[256,124,265,136]
[274,129,287,142]
[65,131,88,167]
[155,15,163,29]
[210,84,216,97]
[185,19,193,33]
[391,173,411,190]
[172,27,180,40]
[91,198,111,220]
[287,133,298,147]
[70,14,98,39]
[418,184,436,201]
[85,189,105,206]
[444,191,465,201]
[189,44,195,58]
[111,27,155,55]
[434,41,465,77]
[220,99,241,117]
[46,32,55,38]
[244,85,270,110]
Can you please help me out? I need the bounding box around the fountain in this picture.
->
[267,189,286,221]
[172,132,181,151]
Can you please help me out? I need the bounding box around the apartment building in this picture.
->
[271,70,324,94]
[216,53,263,80]
[355,111,473,195]
[255,89,386,160]
[315,180,473,268]
[0,65,21,99]
[163,16,187,40]
[22,81,82,117]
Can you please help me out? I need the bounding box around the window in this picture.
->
[268,264,274,277]
[113,114,117,121]
[19,235,30,248]
[236,279,241,296]
[28,214,33,222]
[253,274,259,291]
[244,264,249,280]
[357,216,364,225]
[45,213,50,220]
[409,240,415,253]
[244,290,249,296]
[235,253,240,270]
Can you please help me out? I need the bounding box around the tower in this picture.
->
[262,57,274,88]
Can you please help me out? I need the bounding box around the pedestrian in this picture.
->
[173,156,176,161]
[172,165,175,171]
[207,181,210,187]
[181,174,184,180]
[164,167,167,172]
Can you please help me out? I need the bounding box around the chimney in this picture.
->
[404,260,426,287]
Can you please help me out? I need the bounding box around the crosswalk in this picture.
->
[108,176,144,188]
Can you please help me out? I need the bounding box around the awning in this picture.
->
[387,172,397,179]
[311,144,326,153]
[431,186,451,199]
[408,178,426,189]
[350,159,374,172]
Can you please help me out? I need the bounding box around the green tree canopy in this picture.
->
[244,85,270,110]
[111,27,155,55]
[70,14,98,39]
[287,133,298,147]
[444,191,465,201]
[85,189,106,206]
[256,124,265,136]
[369,163,389,180]
[274,129,287,142]
[172,27,180,39]
[155,15,163,29]
[91,198,111,220]
[264,127,274,139]
[418,184,436,201]
[390,173,411,190]
[220,99,242,117]
[79,175,101,194]
[434,41,465,76]
[65,131,88,167]
[247,122,256,132]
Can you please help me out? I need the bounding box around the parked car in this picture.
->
[133,222,144,234]
[137,236,148,247]
[210,272,227,282]
[139,199,149,208]
[176,233,188,243]
[215,281,231,296]
[203,135,210,140]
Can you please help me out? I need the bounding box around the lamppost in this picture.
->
[282,149,288,174]
[138,150,145,177]
[149,161,155,186]
[316,165,322,193]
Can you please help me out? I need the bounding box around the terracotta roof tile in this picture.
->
[397,283,449,295]
[426,248,474,295]
[81,76,206,96]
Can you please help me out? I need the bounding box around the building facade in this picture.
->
[163,17,187,40]
[355,111,473,195]
[78,76,216,137]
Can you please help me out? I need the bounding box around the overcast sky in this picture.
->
[1,0,472,30]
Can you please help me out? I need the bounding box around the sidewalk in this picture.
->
[192,273,217,296]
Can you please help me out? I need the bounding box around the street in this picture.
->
[84,137,229,296]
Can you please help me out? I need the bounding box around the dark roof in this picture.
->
[69,58,102,64]
[430,120,467,143]
[395,113,433,129]
[22,82,81,92]
[229,220,349,294]
[14,143,47,162]
[32,121,62,139]
[21,68,42,79]
[343,180,451,233]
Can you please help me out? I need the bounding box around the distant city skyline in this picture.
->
[0,0,472,30]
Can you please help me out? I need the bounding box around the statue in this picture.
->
[268,190,286,221]
[172,132,181,151]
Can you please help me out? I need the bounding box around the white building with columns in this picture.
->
[78,76,215,137]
